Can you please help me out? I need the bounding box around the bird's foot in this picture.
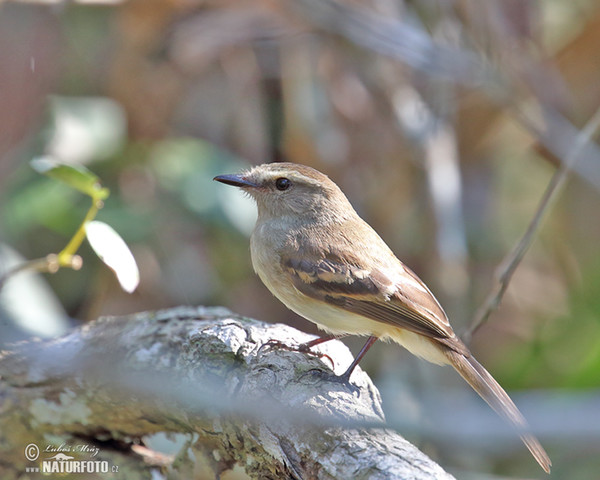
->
[300,368,358,393]
[258,339,335,370]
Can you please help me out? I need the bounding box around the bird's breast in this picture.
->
[250,223,290,297]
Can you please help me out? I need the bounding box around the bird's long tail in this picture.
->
[444,347,551,473]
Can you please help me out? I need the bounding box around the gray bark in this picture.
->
[0,306,455,479]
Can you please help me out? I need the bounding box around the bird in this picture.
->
[214,162,551,473]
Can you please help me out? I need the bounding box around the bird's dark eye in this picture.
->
[275,177,291,191]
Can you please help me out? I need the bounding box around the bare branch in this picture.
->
[464,106,600,342]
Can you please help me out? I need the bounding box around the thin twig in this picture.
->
[0,196,99,293]
[464,106,600,343]
[0,253,82,293]
[0,255,58,292]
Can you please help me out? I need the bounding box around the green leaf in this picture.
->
[85,220,139,293]
[31,157,109,200]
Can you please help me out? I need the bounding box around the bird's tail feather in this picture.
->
[444,348,551,473]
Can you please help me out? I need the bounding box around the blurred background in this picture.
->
[1,0,599,477]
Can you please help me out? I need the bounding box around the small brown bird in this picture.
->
[214,162,551,473]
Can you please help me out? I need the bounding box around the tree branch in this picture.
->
[0,306,454,480]
[464,105,600,342]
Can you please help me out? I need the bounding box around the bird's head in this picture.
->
[214,162,354,223]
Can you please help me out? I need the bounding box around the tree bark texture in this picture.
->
[0,306,455,479]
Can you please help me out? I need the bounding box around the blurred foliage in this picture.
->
[1,0,600,477]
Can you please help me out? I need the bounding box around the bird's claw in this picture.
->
[257,339,288,355]
[299,368,359,393]
[258,339,335,370]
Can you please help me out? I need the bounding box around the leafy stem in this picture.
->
[0,161,109,291]
[57,195,104,267]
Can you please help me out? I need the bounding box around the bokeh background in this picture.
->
[1,0,600,478]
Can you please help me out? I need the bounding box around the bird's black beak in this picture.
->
[213,174,258,188]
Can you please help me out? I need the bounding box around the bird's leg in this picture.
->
[337,335,378,382]
[261,335,378,384]
[297,335,338,352]
[302,335,378,387]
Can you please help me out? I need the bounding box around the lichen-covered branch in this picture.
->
[0,306,454,479]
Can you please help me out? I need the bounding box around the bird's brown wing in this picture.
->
[282,254,456,341]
